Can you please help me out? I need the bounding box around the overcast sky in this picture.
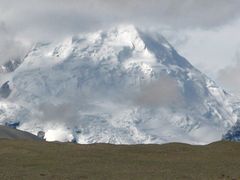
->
[0,0,240,95]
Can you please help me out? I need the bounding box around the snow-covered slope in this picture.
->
[0,25,239,144]
[223,100,240,141]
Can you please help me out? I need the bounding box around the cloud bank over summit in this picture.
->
[1,0,240,56]
[1,0,240,94]
[1,0,240,39]
[1,0,240,32]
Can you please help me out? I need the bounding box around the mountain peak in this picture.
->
[110,24,139,33]
[0,25,239,145]
[98,24,146,52]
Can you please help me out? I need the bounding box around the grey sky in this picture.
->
[0,0,240,94]
[1,0,240,39]
[0,22,28,64]
[217,52,240,96]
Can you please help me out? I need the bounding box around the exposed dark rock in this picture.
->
[5,121,20,129]
[37,131,46,140]
[223,121,240,141]
[0,81,11,98]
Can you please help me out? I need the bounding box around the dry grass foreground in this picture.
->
[0,139,239,180]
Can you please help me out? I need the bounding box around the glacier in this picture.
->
[0,24,239,144]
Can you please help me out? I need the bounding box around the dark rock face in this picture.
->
[223,121,240,141]
[37,131,45,140]
[0,59,22,73]
[0,81,11,98]
[5,121,20,129]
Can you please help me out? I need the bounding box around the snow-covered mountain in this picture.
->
[0,25,239,144]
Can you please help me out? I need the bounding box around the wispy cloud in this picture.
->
[217,51,240,95]
[1,0,240,93]
[133,76,183,108]
[0,22,28,64]
[1,0,240,40]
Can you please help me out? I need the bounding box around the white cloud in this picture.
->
[217,52,240,95]
[170,19,240,78]
[0,22,29,64]
[1,0,240,93]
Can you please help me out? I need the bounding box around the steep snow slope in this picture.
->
[223,100,240,141]
[0,25,239,144]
